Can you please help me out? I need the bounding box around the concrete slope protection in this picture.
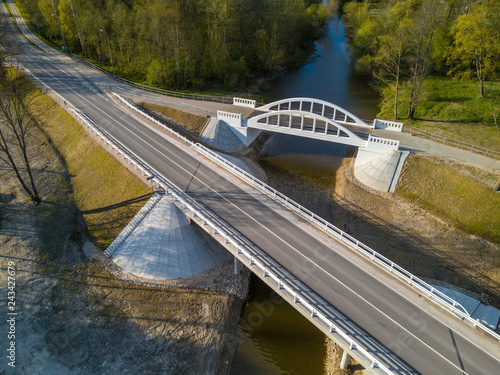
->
[110,194,230,280]
[3,3,500,374]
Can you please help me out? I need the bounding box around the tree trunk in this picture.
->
[475,51,484,98]
[394,69,399,120]
[0,133,38,202]
[9,156,38,202]
[20,143,40,203]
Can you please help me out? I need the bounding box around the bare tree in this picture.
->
[0,69,44,203]
[0,8,48,203]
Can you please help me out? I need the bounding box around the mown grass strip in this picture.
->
[36,87,153,249]
[397,155,500,243]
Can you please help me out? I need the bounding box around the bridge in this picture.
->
[3,2,500,374]
[216,97,407,192]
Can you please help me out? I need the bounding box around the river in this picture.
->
[229,13,381,375]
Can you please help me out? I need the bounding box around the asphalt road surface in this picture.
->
[3,2,500,373]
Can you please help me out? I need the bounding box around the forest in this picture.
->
[17,0,334,90]
[341,0,500,119]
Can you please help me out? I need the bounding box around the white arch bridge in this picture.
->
[216,97,408,192]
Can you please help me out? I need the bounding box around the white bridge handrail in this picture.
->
[193,144,500,343]
[68,105,397,374]
[113,93,500,343]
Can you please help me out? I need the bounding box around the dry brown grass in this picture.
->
[141,103,208,134]
[38,93,153,249]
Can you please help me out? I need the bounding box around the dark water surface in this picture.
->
[230,14,380,375]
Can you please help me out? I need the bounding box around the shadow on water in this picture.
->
[230,275,326,375]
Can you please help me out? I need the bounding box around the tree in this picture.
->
[371,1,414,120]
[406,0,447,119]
[375,23,411,120]
[447,4,500,98]
[0,69,45,204]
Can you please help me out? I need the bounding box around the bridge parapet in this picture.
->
[365,135,400,152]
[217,110,242,127]
[374,119,403,132]
[233,97,256,108]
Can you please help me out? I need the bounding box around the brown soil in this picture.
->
[334,153,500,308]
[324,338,366,375]
[0,112,249,375]
[321,150,500,373]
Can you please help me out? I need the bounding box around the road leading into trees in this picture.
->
[3,1,500,374]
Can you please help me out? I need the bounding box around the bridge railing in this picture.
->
[374,119,403,132]
[233,97,256,108]
[366,135,400,152]
[68,103,398,374]
[193,143,500,343]
[71,54,234,104]
[403,124,500,160]
[114,92,500,343]
[217,110,243,127]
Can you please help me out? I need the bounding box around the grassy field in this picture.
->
[37,89,153,249]
[141,102,209,134]
[378,76,500,151]
[397,155,500,243]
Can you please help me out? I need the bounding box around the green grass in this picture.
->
[37,87,153,249]
[397,155,500,243]
[378,76,500,151]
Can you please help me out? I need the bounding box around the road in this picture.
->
[3,2,500,374]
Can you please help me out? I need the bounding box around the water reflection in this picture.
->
[230,276,326,375]
[264,18,380,121]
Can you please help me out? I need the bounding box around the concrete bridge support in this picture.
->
[234,256,240,275]
[340,350,350,369]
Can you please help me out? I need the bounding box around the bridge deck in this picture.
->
[6,4,500,374]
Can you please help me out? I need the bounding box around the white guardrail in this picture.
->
[70,102,397,374]
[114,93,500,344]
[195,144,500,342]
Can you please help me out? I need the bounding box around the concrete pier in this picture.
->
[234,257,240,275]
[340,350,350,369]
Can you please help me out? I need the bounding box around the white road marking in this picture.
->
[11,11,500,372]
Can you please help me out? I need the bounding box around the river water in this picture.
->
[229,14,380,375]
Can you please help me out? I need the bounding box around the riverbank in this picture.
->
[335,151,500,307]
[0,81,250,374]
